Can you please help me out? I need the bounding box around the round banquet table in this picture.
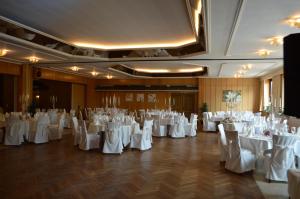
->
[239,134,272,156]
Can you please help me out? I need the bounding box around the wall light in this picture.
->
[0,49,9,56]
[29,56,39,63]
[91,70,99,76]
[71,66,80,71]
[106,74,113,79]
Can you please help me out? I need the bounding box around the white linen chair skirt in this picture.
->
[103,128,123,154]
[4,120,23,145]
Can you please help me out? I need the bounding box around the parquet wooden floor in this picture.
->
[0,131,264,199]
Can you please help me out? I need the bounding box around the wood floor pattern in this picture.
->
[0,131,264,199]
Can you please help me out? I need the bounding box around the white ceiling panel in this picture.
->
[0,0,195,47]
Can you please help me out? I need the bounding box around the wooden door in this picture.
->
[171,92,196,118]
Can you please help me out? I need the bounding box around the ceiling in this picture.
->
[0,0,299,79]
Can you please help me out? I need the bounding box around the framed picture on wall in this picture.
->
[125,93,133,102]
[222,90,242,102]
[148,93,157,103]
[136,94,144,102]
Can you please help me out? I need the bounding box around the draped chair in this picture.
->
[4,117,23,145]
[185,115,198,137]
[170,116,186,138]
[202,112,216,131]
[130,126,152,151]
[218,124,228,162]
[263,135,298,182]
[225,131,256,173]
[48,114,65,140]
[153,115,167,137]
[33,114,50,144]
[103,122,123,154]
[288,169,300,199]
[72,117,81,146]
[79,120,100,150]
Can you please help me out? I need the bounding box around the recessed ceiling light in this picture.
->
[0,49,9,56]
[106,74,112,79]
[267,36,283,46]
[73,38,196,50]
[28,56,39,63]
[178,67,203,73]
[286,16,300,28]
[135,68,169,73]
[242,64,252,70]
[70,66,80,71]
[256,49,271,57]
[91,69,99,76]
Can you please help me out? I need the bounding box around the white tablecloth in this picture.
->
[240,135,272,156]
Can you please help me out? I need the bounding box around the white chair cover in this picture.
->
[185,115,197,137]
[288,169,300,199]
[218,124,228,162]
[203,112,216,131]
[48,114,64,140]
[153,119,167,137]
[72,117,81,146]
[170,117,185,138]
[33,114,50,144]
[4,118,23,145]
[130,126,152,150]
[103,124,123,154]
[79,121,100,150]
[225,131,256,173]
[264,135,298,181]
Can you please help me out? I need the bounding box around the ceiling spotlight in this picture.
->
[106,74,113,79]
[71,66,80,71]
[238,70,246,75]
[286,16,300,28]
[234,74,241,78]
[29,56,39,63]
[0,49,8,56]
[91,70,99,76]
[267,36,283,46]
[242,64,252,70]
[256,49,271,57]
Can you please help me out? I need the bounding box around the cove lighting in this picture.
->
[178,67,203,73]
[135,68,170,73]
[194,0,202,35]
[73,38,196,50]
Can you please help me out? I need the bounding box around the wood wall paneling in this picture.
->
[71,84,86,109]
[198,78,260,112]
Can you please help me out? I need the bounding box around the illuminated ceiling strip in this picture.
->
[194,0,202,36]
[178,67,203,73]
[73,38,196,50]
[135,69,170,73]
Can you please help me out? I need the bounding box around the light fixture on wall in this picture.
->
[71,66,80,71]
[267,36,283,46]
[286,16,300,28]
[256,49,271,57]
[29,56,39,63]
[106,74,113,79]
[0,49,9,56]
[91,68,99,76]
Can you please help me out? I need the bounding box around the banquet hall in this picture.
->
[0,0,300,198]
